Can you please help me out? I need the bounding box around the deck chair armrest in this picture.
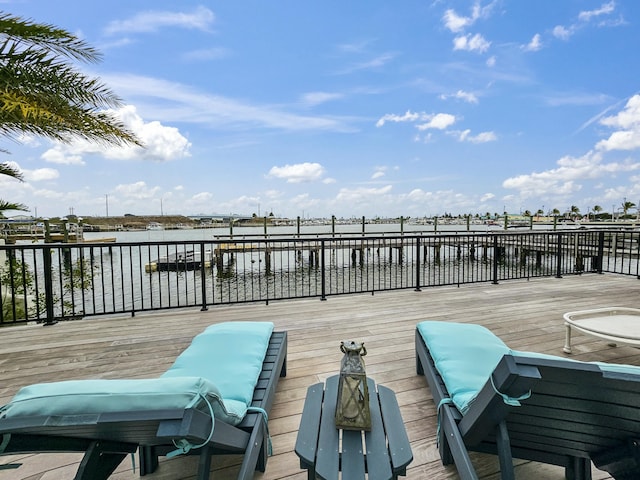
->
[458,355,541,446]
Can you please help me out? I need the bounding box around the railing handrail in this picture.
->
[1,228,637,325]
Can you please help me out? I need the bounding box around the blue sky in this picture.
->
[2,0,640,219]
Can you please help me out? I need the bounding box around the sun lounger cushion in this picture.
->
[161,321,274,409]
[0,321,274,427]
[418,321,640,416]
[416,321,511,414]
[0,376,236,420]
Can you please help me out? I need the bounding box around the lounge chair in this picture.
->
[415,320,640,480]
[0,321,287,480]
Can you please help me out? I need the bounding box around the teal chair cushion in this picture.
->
[419,321,640,416]
[0,376,246,425]
[161,321,274,408]
[1,321,274,426]
[417,321,510,414]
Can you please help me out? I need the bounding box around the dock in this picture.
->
[211,231,638,271]
[145,249,213,272]
[0,273,635,479]
[2,232,82,244]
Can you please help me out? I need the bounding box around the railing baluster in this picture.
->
[2,229,639,325]
[43,246,56,325]
[321,239,327,301]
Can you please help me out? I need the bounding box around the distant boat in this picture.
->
[145,250,212,272]
[146,222,164,230]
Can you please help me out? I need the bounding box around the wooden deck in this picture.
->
[1,273,639,479]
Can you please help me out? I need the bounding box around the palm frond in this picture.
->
[0,12,101,63]
[0,11,143,147]
[0,199,28,212]
[0,161,23,181]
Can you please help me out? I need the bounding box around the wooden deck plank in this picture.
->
[1,274,639,479]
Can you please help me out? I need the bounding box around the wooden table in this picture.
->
[295,375,412,480]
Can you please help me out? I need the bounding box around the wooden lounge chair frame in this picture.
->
[0,330,287,480]
[416,328,640,480]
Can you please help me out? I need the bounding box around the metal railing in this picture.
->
[1,229,638,325]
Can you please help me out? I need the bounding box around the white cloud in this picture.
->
[40,105,192,164]
[503,150,640,198]
[596,131,640,151]
[523,33,542,52]
[596,95,640,151]
[440,90,479,104]
[0,162,58,186]
[442,2,497,33]
[41,148,85,165]
[371,166,387,180]
[457,129,497,143]
[114,181,161,200]
[480,193,495,202]
[443,9,475,33]
[191,192,213,202]
[267,162,326,183]
[417,113,457,130]
[336,53,397,75]
[376,110,424,127]
[103,74,352,133]
[553,1,618,42]
[453,33,491,53]
[335,185,393,203]
[553,25,573,40]
[264,189,284,199]
[23,168,59,182]
[379,111,459,141]
[104,6,215,35]
[486,55,496,67]
[300,92,344,107]
[578,1,616,22]
[599,95,640,129]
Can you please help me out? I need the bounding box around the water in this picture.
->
[8,222,629,323]
[82,221,570,243]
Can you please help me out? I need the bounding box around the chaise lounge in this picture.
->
[0,321,287,480]
[415,320,640,480]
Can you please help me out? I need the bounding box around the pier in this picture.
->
[212,238,411,270]
[210,230,633,272]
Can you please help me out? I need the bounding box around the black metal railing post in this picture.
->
[42,246,57,325]
[320,239,327,301]
[200,242,208,311]
[555,233,563,278]
[415,237,421,291]
[636,230,640,280]
[596,231,605,274]
[492,235,499,285]
[2,249,16,323]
